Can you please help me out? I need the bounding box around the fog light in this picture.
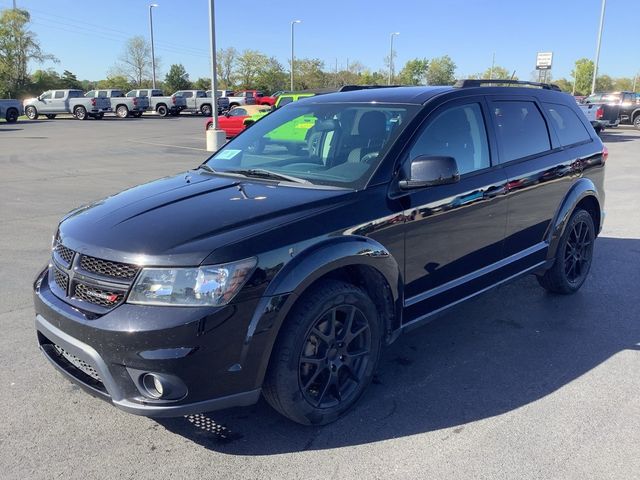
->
[143,373,165,398]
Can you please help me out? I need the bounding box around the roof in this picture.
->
[229,104,272,114]
[299,86,453,105]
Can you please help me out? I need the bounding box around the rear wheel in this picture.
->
[116,105,129,118]
[45,114,57,120]
[25,106,38,120]
[633,115,640,130]
[156,105,168,117]
[537,209,595,294]
[263,280,382,425]
[74,106,87,120]
[200,104,212,116]
[6,108,19,123]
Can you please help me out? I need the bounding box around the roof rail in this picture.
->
[455,79,562,92]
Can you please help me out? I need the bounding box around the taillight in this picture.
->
[91,98,96,106]
[602,145,608,164]
[596,106,604,119]
[133,97,138,106]
[172,96,176,105]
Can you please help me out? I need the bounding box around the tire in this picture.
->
[5,108,19,123]
[263,280,382,425]
[537,209,595,294]
[594,126,603,134]
[156,105,168,117]
[633,115,640,130]
[116,105,129,118]
[25,106,38,120]
[45,114,57,120]
[93,113,104,120]
[132,112,143,118]
[206,121,215,130]
[74,106,87,120]
[200,104,212,116]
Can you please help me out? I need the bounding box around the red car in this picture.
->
[235,89,276,106]
[205,105,272,137]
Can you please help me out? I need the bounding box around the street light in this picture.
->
[206,0,225,152]
[149,3,158,89]
[388,32,399,85]
[290,20,301,91]
[591,0,606,95]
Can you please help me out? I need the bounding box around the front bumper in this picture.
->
[33,268,265,417]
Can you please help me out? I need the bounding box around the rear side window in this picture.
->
[409,103,490,175]
[492,101,550,163]
[180,91,193,98]
[97,91,108,98]
[278,97,293,107]
[54,91,65,99]
[543,103,591,146]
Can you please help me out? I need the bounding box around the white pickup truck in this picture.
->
[23,89,111,120]
[126,89,187,117]
[85,89,150,118]
[577,99,619,134]
[208,90,256,109]
[0,99,22,123]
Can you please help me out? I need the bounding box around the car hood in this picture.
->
[57,171,351,266]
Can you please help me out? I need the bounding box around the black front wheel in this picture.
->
[538,209,595,294]
[200,104,212,116]
[263,280,382,425]
[6,108,19,123]
[156,105,168,117]
[634,115,640,130]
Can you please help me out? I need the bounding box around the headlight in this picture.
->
[127,258,257,307]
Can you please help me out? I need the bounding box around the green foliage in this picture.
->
[164,64,191,93]
[29,69,62,94]
[236,50,269,89]
[426,55,456,85]
[398,58,429,85]
[553,78,574,93]
[254,57,287,93]
[60,70,82,89]
[96,74,132,92]
[113,36,153,87]
[470,65,515,80]
[571,58,594,96]
[193,77,211,91]
[595,74,613,92]
[294,58,326,90]
[216,47,237,89]
[0,8,56,98]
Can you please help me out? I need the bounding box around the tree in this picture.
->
[114,36,153,87]
[398,58,429,85]
[472,65,514,80]
[60,70,82,89]
[193,77,211,91]
[0,8,56,97]
[553,78,574,93]
[612,77,634,91]
[96,74,132,92]
[294,58,326,89]
[571,58,594,96]
[164,64,191,92]
[236,49,268,89]
[28,69,62,94]
[426,55,456,85]
[254,57,287,93]
[216,47,237,88]
[595,74,613,92]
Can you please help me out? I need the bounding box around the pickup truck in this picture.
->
[0,99,22,123]
[585,91,640,129]
[23,89,111,120]
[85,89,150,118]
[125,89,187,117]
[209,90,256,108]
[235,89,276,106]
[173,89,228,116]
[577,103,612,134]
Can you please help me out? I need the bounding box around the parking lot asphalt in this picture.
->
[1,117,639,480]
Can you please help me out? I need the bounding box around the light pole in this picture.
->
[290,20,301,91]
[388,32,399,85]
[206,0,226,152]
[149,3,158,89]
[591,0,606,95]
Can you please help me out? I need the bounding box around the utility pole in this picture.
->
[489,52,495,80]
[149,4,158,89]
[633,73,638,92]
[591,0,607,95]
[290,20,301,91]
[205,0,225,152]
[388,32,399,85]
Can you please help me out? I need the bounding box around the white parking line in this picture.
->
[127,139,207,151]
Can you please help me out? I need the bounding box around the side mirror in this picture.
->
[399,155,460,190]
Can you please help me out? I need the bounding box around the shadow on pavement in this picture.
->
[157,237,640,454]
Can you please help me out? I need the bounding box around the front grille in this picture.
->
[53,344,101,382]
[53,268,68,292]
[80,255,139,280]
[74,283,124,308]
[55,243,74,267]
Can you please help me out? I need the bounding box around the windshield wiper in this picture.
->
[223,168,311,184]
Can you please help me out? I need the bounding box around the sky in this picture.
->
[1,0,639,82]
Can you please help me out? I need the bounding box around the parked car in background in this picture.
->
[275,91,317,108]
[205,104,272,137]
[85,89,149,118]
[577,102,616,133]
[125,89,186,117]
[0,99,22,123]
[174,90,218,116]
[585,91,640,129]
[23,89,111,120]
[235,90,276,106]
[211,90,256,108]
[34,80,606,425]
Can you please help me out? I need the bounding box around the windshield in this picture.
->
[204,102,418,189]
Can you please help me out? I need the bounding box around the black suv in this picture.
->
[34,80,606,425]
